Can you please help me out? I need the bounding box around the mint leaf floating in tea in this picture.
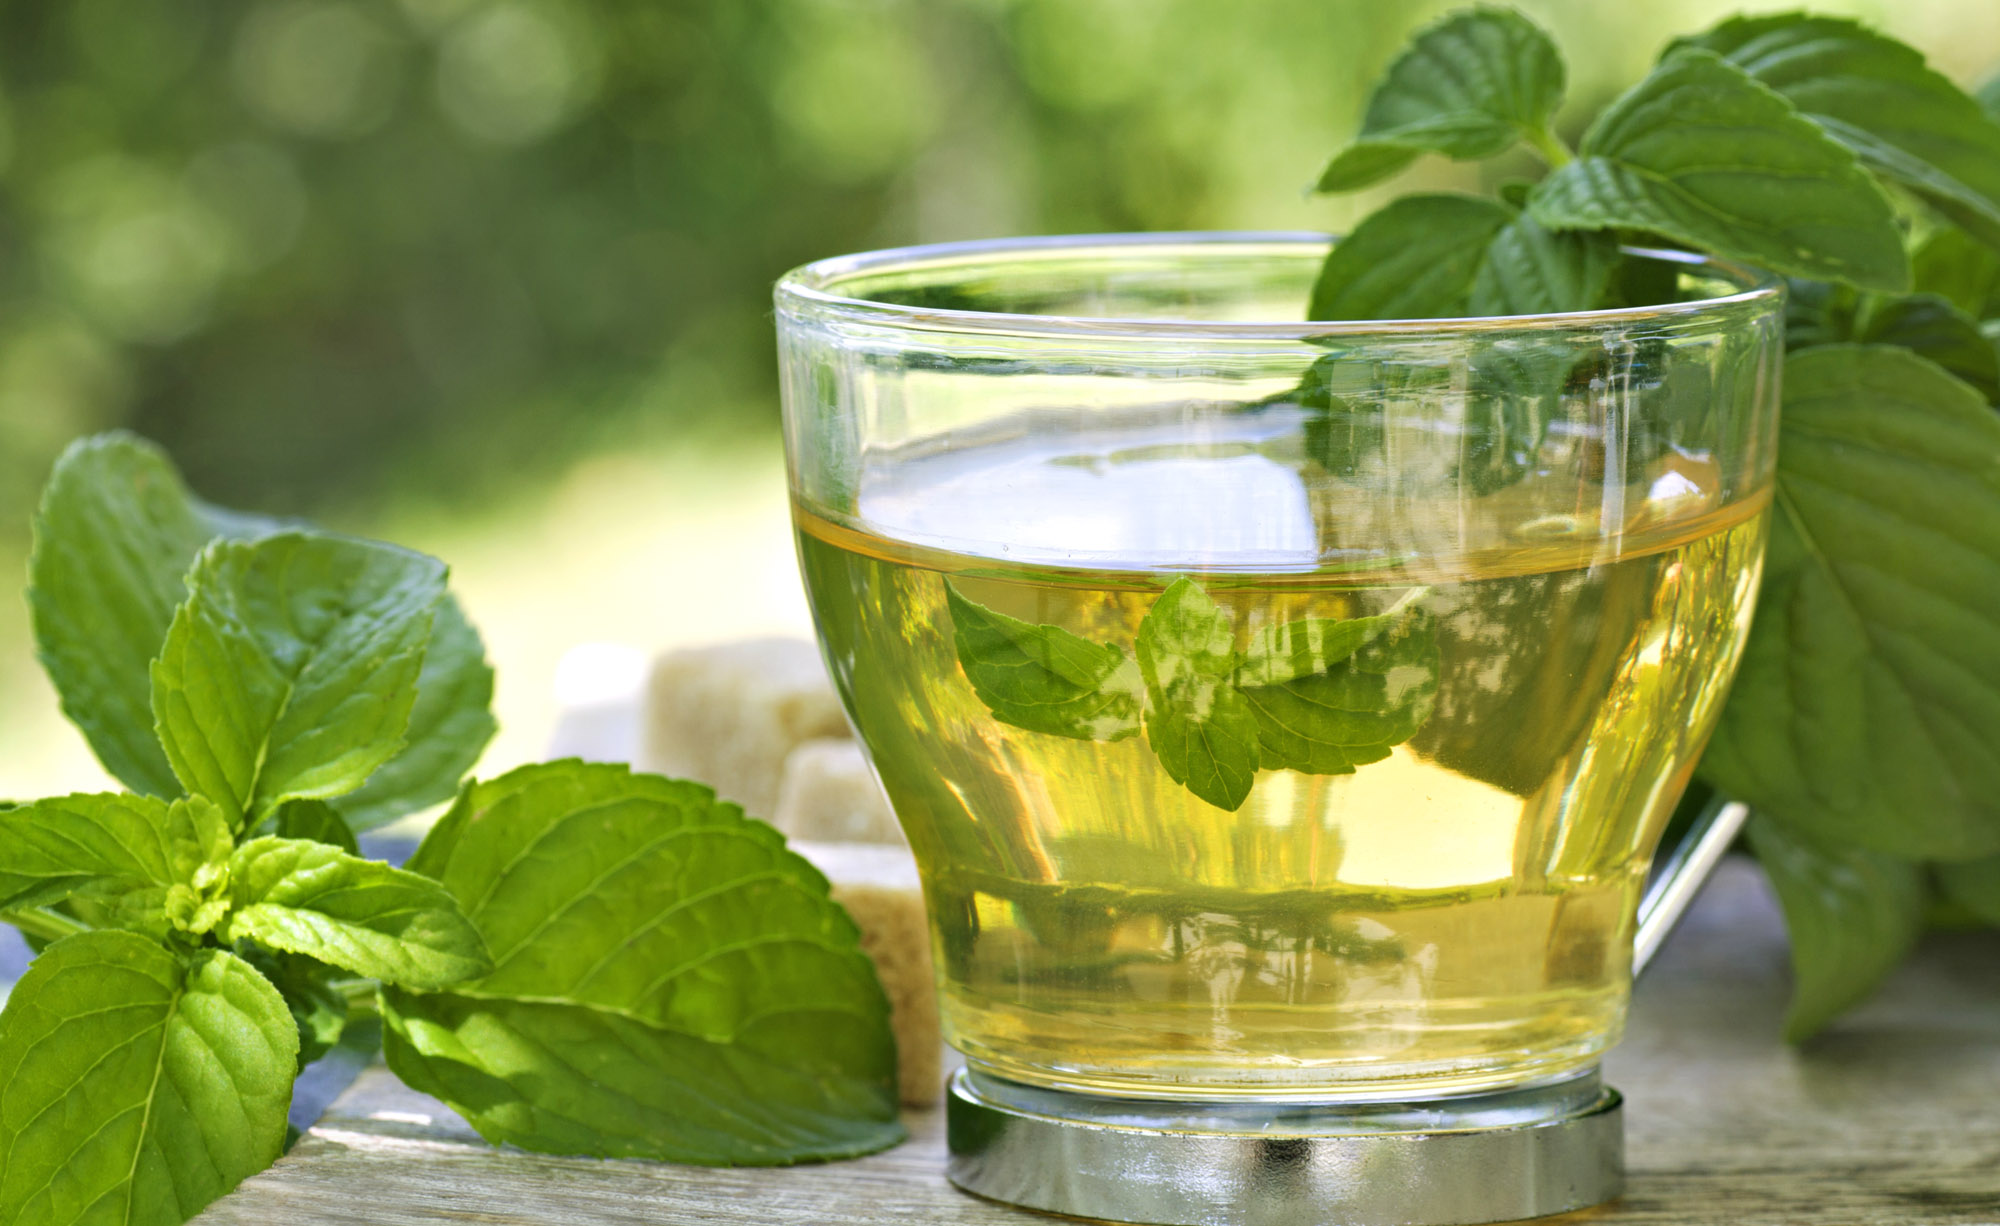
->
[1745,815,1924,1043]
[1235,606,1408,687]
[1315,6,1568,193]
[943,580,1143,740]
[0,931,298,1225]
[1132,578,1262,812]
[947,579,1441,810]
[1698,345,2000,861]
[1238,604,1440,778]
[384,761,905,1164]
[222,837,492,990]
[1677,14,2000,254]
[151,533,446,830]
[1529,48,1909,292]
[1308,194,1514,320]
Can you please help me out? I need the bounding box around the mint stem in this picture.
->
[1524,125,1573,169]
[0,907,90,944]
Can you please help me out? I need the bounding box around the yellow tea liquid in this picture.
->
[796,412,1766,1100]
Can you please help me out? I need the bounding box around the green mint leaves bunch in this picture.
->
[946,578,1439,812]
[1,435,902,1226]
[1311,8,2000,1039]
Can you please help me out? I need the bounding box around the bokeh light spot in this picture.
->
[436,1,601,146]
[185,142,309,270]
[232,1,404,139]
[770,18,941,184]
[44,158,233,345]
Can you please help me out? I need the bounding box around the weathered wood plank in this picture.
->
[194,860,2000,1224]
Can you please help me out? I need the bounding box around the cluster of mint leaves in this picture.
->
[0,435,901,1226]
[1307,8,2000,1039]
[946,578,1438,811]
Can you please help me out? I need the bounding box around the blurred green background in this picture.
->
[4,0,1996,801]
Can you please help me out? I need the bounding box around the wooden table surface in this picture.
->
[193,859,2000,1225]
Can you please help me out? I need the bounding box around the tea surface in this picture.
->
[797,408,1766,1099]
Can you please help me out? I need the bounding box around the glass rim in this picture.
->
[774,230,1784,340]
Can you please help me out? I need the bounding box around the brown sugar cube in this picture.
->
[790,840,942,1109]
[637,638,850,819]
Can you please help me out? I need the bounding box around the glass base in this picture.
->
[945,1065,1623,1225]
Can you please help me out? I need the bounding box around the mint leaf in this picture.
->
[239,946,351,1069]
[1981,73,2000,119]
[381,988,901,1166]
[223,836,491,990]
[944,581,1143,741]
[1467,212,1618,316]
[1784,277,1862,349]
[272,798,360,854]
[1911,225,2000,318]
[1679,14,2000,255]
[1134,579,1259,811]
[1316,6,1565,192]
[1857,293,2000,402]
[1240,607,1440,776]
[27,434,286,798]
[152,532,446,829]
[1529,49,1909,292]
[336,595,497,832]
[1310,194,1514,320]
[1936,853,2000,925]
[0,793,229,933]
[383,761,904,1164]
[29,432,495,828]
[0,931,297,1224]
[1237,611,1399,687]
[1746,814,1923,1042]
[1698,346,2000,859]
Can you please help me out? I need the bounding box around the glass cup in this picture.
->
[775,234,1781,1224]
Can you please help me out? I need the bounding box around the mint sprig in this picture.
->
[1315,6,1570,193]
[30,434,497,832]
[946,578,1439,811]
[1312,7,2000,1038]
[0,434,905,1224]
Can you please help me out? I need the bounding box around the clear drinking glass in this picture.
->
[775,233,1780,1218]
